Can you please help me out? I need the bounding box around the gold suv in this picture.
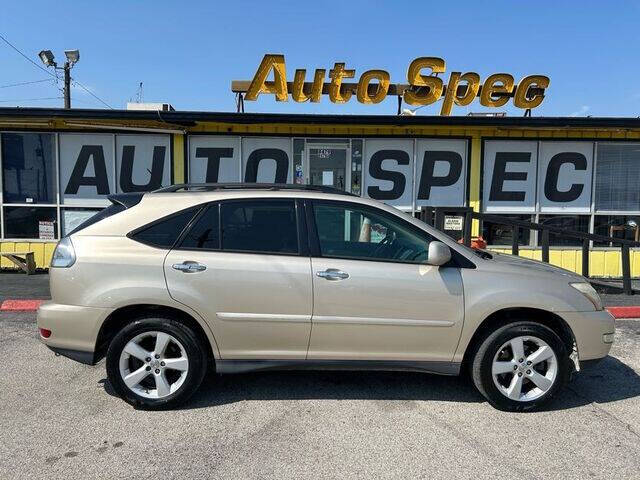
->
[37,184,615,411]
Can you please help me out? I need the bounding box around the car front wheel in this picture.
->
[471,322,572,412]
[106,316,207,409]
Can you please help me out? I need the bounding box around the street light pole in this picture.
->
[38,49,79,110]
[63,61,71,109]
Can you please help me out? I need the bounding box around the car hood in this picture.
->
[485,251,584,280]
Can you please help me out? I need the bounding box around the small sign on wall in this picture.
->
[38,221,55,240]
[444,216,464,231]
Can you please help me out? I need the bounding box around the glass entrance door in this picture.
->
[307,146,350,191]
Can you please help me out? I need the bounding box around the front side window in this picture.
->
[313,202,432,263]
[221,199,298,254]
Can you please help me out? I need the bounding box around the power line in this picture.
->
[0,78,55,89]
[67,97,108,107]
[0,33,57,78]
[71,78,113,109]
[0,97,63,103]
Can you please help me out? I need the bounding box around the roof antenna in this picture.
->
[136,82,143,103]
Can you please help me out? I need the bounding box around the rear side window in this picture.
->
[131,207,200,248]
[180,205,220,250]
[221,199,298,254]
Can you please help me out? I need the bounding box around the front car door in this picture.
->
[307,200,465,366]
[164,198,312,360]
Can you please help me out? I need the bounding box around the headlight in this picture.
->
[570,282,603,311]
[50,237,76,268]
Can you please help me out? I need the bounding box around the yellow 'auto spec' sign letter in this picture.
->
[514,75,550,109]
[403,57,445,106]
[357,70,390,104]
[245,54,288,101]
[480,74,515,108]
[440,72,480,115]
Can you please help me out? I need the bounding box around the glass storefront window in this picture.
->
[482,215,533,246]
[595,143,640,211]
[3,206,57,239]
[593,215,640,247]
[293,139,304,185]
[351,139,363,196]
[308,147,348,190]
[538,215,590,246]
[2,133,56,204]
[61,207,102,237]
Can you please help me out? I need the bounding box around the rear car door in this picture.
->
[307,200,464,363]
[164,198,313,359]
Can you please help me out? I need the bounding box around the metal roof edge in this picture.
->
[0,107,639,129]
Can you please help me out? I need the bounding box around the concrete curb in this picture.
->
[605,306,640,319]
[0,300,46,311]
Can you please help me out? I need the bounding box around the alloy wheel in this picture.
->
[118,331,189,399]
[491,335,558,402]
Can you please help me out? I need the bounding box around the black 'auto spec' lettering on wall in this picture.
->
[64,145,110,195]
[367,150,410,200]
[544,152,587,202]
[244,148,289,183]
[489,152,531,201]
[119,145,166,192]
[195,147,234,183]
[417,151,462,200]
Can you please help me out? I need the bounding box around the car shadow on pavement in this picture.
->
[101,355,640,411]
[546,355,640,411]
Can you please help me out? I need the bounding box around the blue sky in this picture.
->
[0,1,639,117]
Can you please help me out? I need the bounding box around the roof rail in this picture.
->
[153,183,358,196]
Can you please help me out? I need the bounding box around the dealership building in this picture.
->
[1,106,640,277]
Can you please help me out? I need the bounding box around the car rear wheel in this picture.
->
[471,322,571,412]
[106,316,207,409]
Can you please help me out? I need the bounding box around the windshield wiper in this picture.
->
[473,249,493,259]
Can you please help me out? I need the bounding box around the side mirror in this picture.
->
[427,241,451,266]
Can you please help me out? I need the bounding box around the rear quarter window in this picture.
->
[130,207,201,249]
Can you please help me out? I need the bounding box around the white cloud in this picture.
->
[569,105,590,117]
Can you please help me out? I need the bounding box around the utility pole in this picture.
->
[38,49,80,109]
[63,61,71,109]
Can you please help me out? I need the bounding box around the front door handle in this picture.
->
[316,269,349,281]
[172,261,207,273]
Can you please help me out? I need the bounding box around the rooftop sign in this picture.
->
[231,54,550,115]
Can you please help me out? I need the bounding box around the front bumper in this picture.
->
[560,309,615,361]
[37,301,113,365]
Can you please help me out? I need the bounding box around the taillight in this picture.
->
[39,328,52,338]
[50,237,76,268]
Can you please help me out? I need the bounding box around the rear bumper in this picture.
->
[46,345,96,365]
[37,301,113,364]
[560,309,615,361]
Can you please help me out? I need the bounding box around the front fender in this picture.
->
[453,269,594,362]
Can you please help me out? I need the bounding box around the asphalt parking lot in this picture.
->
[0,311,639,480]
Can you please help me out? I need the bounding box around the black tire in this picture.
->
[106,316,208,410]
[470,322,571,412]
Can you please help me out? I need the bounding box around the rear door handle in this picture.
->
[316,269,349,280]
[172,261,207,273]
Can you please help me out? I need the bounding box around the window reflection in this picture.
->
[2,133,55,204]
